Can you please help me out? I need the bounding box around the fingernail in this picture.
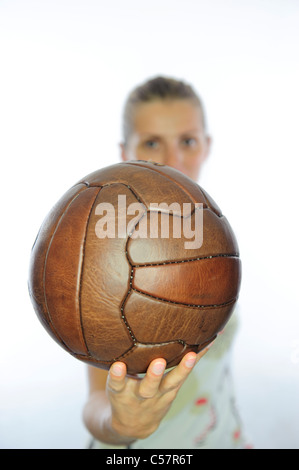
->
[152,361,165,375]
[185,355,196,368]
[111,364,124,377]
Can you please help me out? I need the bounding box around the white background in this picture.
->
[0,0,298,449]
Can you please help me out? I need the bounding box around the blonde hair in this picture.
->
[122,76,206,146]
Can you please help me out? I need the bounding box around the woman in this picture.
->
[83,76,248,449]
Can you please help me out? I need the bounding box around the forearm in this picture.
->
[83,391,136,446]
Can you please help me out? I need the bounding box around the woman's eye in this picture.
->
[145,140,159,149]
[182,138,196,147]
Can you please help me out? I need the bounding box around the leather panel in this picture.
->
[119,341,186,375]
[28,183,87,350]
[127,210,239,265]
[133,257,241,305]
[44,186,100,355]
[125,290,235,345]
[79,163,199,213]
[80,184,145,360]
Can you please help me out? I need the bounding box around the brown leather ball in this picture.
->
[28,161,241,374]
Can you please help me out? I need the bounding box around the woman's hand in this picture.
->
[106,347,210,441]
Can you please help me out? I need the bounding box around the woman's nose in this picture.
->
[164,144,181,170]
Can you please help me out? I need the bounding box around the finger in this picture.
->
[160,352,197,393]
[106,361,127,394]
[137,358,167,399]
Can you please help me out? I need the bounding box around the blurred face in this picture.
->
[121,99,211,181]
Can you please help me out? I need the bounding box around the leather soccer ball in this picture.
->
[29,161,241,374]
